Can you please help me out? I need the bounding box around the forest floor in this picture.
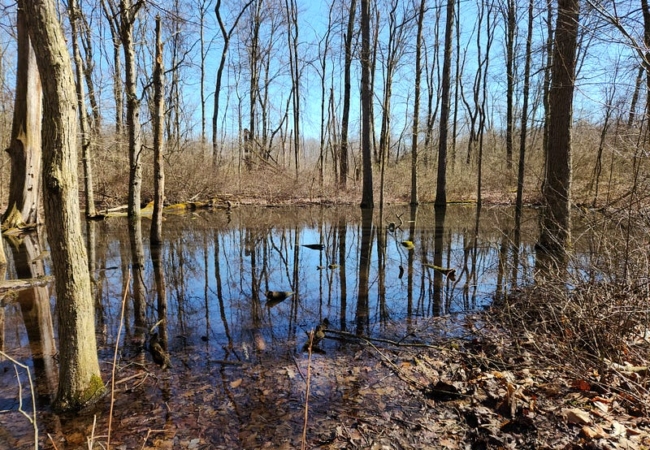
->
[4,312,650,449]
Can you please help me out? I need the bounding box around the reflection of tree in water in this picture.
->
[406,206,418,324]
[433,206,446,317]
[151,245,168,352]
[338,216,347,332]
[128,216,147,341]
[8,232,57,405]
[356,209,373,336]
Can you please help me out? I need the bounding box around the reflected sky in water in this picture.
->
[0,204,543,406]
[86,205,540,356]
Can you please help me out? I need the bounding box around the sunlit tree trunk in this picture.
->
[24,0,103,412]
[410,0,426,206]
[513,0,534,283]
[340,0,357,189]
[317,5,334,187]
[504,0,516,171]
[360,0,374,209]
[3,1,42,229]
[120,0,143,220]
[539,0,579,261]
[69,0,96,218]
[151,16,165,246]
[435,0,455,207]
[79,11,100,131]
[285,0,301,179]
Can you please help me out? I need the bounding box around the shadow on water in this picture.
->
[0,204,563,447]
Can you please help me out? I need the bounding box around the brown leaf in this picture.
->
[230,378,243,388]
[564,408,592,425]
[580,425,607,440]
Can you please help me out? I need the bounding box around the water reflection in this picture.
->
[1,205,545,401]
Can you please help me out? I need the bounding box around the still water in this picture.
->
[0,204,541,407]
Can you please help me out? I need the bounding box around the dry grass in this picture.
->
[64,124,650,212]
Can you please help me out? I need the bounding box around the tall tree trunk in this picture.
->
[151,16,165,246]
[360,0,373,209]
[340,0,357,189]
[515,0,534,241]
[4,2,42,228]
[410,0,426,206]
[120,0,143,220]
[285,0,301,179]
[541,0,553,189]
[69,0,96,218]
[538,0,579,262]
[435,0,455,207]
[24,0,103,412]
[505,0,516,171]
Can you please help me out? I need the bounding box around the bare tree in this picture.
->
[69,0,96,218]
[340,0,357,189]
[151,16,165,246]
[285,0,301,178]
[3,2,42,228]
[539,0,580,261]
[24,0,103,412]
[377,0,411,207]
[435,0,455,208]
[212,0,254,167]
[119,0,143,220]
[410,0,426,206]
[360,0,374,209]
[504,0,516,171]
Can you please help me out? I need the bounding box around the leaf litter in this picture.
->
[2,314,650,449]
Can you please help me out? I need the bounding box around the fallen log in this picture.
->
[0,276,54,304]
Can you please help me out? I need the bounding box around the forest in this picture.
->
[1,0,650,448]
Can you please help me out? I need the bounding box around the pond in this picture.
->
[0,204,608,448]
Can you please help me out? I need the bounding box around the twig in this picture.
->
[325,329,447,350]
[141,428,166,450]
[301,331,315,450]
[48,433,60,450]
[291,355,307,383]
[107,272,131,449]
[87,415,97,449]
[0,350,38,449]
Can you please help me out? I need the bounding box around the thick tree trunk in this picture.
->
[4,1,42,229]
[23,0,103,412]
[538,0,579,261]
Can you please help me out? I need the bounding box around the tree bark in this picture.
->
[435,0,455,208]
[505,0,516,171]
[23,0,103,412]
[120,0,143,220]
[410,0,426,206]
[538,0,579,262]
[360,0,373,209]
[4,1,42,229]
[340,0,357,189]
[151,16,165,246]
[69,0,96,218]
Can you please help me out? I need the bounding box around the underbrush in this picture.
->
[492,259,650,416]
